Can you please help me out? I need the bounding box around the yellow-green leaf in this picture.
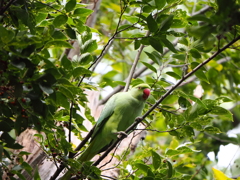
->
[212,168,234,180]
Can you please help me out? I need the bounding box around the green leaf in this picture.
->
[65,0,76,12]
[183,126,195,137]
[161,37,178,53]
[159,15,174,31]
[53,15,68,27]
[52,31,68,40]
[59,86,74,100]
[72,67,92,77]
[21,162,33,175]
[36,13,48,24]
[147,14,158,33]
[122,15,139,24]
[167,161,173,178]
[171,19,186,28]
[166,146,198,156]
[187,14,212,23]
[147,51,162,65]
[65,25,76,39]
[56,92,70,110]
[149,37,163,54]
[211,106,233,121]
[134,40,141,50]
[190,48,201,59]
[45,40,73,48]
[216,97,232,103]
[188,95,207,109]
[39,83,54,94]
[178,37,189,46]
[15,116,28,136]
[34,168,41,180]
[151,150,161,170]
[204,126,222,134]
[195,70,209,83]
[190,122,202,131]
[11,60,25,70]
[141,61,157,73]
[81,39,98,53]
[167,30,185,37]
[75,19,86,33]
[141,177,154,180]
[61,55,73,70]
[155,0,166,10]
[178,96,191,108]
[0,26,14,43]
[166,71,181,80]
[135,163,151,174]
[0,121,12,132]
[172,53,185,61]
[131,78,145,86]
[73,8,93,17]
[78,53,93,65]
[1,104,13,117]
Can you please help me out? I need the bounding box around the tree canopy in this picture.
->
[0,0,240,179]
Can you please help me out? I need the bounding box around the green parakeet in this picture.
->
[61,83,150,179]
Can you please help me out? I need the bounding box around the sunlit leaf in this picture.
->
[204,126,222,134]
[53,15,68,27]
[151,150,161,170]
[141,61,157,73]
[211,106,233,121]
[166,71,181,80]
[81,39,98,53]
[212,167,233,180]
[72,67,92,77]
[155,0,166,10]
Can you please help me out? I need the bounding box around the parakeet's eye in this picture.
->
[138,86,142,89]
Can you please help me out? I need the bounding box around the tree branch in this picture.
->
[124,32,149,92]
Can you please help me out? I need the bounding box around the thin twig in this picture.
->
[0,0,15,15]
[190,161,206,180]
[124,40,148,92]
[99,139,123,169]
[101,130,144,171]
[204,132,238,144]
[68,103,73,143]
[34,1,64,13]
[100,174,118,180]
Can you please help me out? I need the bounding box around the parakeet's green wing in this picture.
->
[90,94,117,141]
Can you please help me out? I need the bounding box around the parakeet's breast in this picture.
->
[104,93,144,134]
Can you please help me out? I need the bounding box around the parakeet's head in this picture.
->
[130,83,151,101]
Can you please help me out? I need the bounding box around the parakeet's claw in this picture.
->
[115,131,128,139]
[135,117,143,121]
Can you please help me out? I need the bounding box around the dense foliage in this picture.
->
[0,0,240,179]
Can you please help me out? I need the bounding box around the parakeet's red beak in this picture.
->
[143,88,150,100]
